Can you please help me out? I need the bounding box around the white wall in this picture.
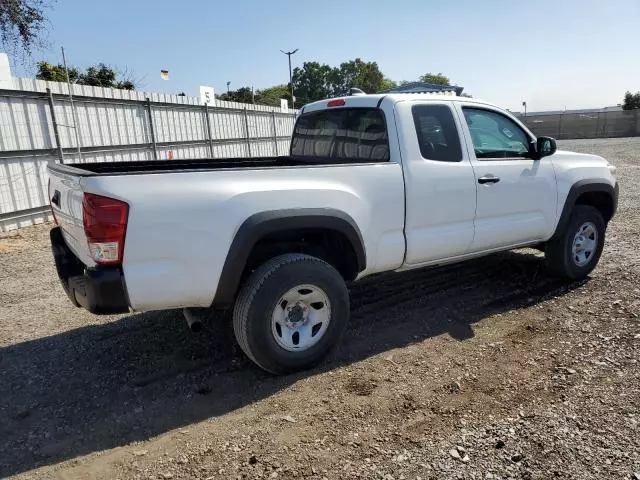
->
[0,77,297,231]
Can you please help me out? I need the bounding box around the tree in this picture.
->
[36,62,79,83]
[292,61,335,104]
[622,91,640,110]
[81,63,116,87]
[380,77,398,91]
[255,84,290,107]
[36,62,136,90]
[218,86,254,104]
[0,0,50,56]
[332,58,387,94]
[419,72,451,86]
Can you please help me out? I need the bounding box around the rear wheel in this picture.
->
[233,253,349,374]
[545,205,606,280]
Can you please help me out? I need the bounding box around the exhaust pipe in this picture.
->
[183,308,203,333]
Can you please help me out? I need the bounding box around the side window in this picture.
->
[462,107,531,159]
[411,104,462,162]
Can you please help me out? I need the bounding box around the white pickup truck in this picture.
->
[48,93,618,374]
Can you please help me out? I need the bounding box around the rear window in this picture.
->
[290,108,390,162]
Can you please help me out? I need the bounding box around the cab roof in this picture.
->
[301,93,496,113]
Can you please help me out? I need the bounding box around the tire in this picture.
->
[233,253,350,375]
[545,205,606,280]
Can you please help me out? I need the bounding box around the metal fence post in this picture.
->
[558,113,564,140]
[146,98,158,160]
[46,88,64,164]
[204,103,215,159]
[243,107,252,157]
[271,111,279,156]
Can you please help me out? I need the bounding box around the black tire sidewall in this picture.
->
[560,205,606,279]
[244,259,349,374]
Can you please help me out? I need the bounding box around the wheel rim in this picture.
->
[571,221,598,267]
[271,284,331,352]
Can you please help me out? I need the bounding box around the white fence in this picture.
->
[0,78,297,232]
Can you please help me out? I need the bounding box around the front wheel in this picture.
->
[233,254,350,375]
[545,205,606,280]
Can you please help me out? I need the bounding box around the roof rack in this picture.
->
[382,82,464,96]
[347,87,366,96]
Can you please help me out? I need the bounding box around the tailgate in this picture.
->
[48,167,95,267]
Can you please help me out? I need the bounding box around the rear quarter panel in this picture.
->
[48,168,95,267]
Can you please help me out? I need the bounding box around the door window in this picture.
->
[462,107,531,159]
[412,104,462,162]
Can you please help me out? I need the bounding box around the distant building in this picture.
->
[383,81,464,96]
[0,53,13,89]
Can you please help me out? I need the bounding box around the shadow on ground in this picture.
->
[0,249,586,477]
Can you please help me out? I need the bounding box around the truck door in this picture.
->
[396,101,477,265]
[455,104,557,251]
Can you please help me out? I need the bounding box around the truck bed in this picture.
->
[49,156,356,176]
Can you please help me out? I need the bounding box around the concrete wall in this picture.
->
[520,109,640,140]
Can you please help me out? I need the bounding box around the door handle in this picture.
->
[478,175,500,184]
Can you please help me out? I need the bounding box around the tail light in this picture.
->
[82,193,129,265]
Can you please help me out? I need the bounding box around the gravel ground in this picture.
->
[1,137,639,480]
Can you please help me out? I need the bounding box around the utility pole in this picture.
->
[226,81,230,94]
[522,101,527,117]
[280,48,298,109]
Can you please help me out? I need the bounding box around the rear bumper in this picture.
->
[50,226,130,314]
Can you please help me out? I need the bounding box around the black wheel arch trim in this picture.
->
[212,208,366,308]
[552,179,618,239]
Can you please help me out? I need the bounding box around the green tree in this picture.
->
[292,61,335,104]
[0,0,50,55]
[332,58,387,94]
[380,77,398,91]
[218,86,254,104]
[622,91,640,110]
[36,61,79,83]
[419,72,451,85]
[81,63,116,87]
[36,61,136,90]
[255,84,290,107]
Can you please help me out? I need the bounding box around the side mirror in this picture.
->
[534,136,557,159]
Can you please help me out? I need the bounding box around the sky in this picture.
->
[10,0,640,112]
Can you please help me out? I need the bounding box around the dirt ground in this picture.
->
[1,137,639,480]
